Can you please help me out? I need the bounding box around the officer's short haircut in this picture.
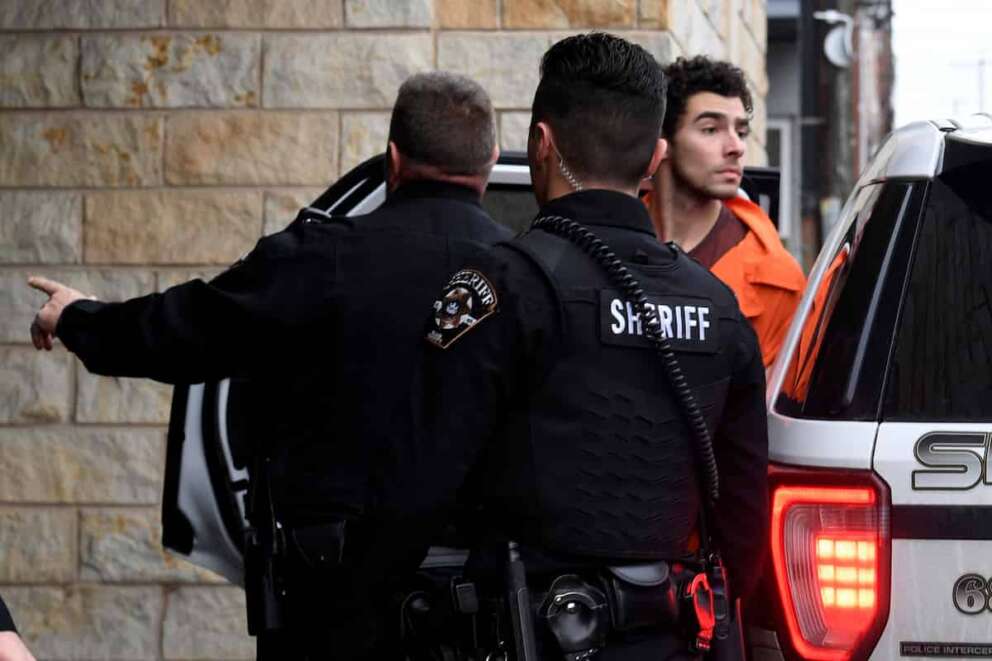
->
[389,71,496,176]
[662,56,754,139]
[531,33,667,188]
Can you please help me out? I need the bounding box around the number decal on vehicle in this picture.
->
[913,432,992,491]
[953,574,991,615]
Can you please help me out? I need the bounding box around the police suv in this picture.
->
[752,115,992,661]
[163,116,991,660]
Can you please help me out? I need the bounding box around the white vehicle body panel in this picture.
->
[871,423,992,657]
[871,541,992,660]
[857,121,943,185]
[493,164,532,185]
[768,414,877,469]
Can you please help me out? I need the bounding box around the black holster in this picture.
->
[531,563,681,661]
[601,562,679,632]
[244,520,347,636]
[395,570,480,661]
[245,525,287,636]
[707,599,745,661]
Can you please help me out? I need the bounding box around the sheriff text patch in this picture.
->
[426,269,499,349]
[600,291,718,353]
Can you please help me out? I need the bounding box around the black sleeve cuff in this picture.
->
[55,298,107,354]
[0,594,16,633]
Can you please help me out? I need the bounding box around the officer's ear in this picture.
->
[530,121,555,167]
[478,144,500,189]
[644,138,668,179]
[386,141,403,191]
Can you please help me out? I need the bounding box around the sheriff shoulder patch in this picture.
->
[426,269,499,349]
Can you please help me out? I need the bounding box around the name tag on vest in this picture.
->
[599,291,719,353]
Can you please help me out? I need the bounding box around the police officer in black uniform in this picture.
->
[27,72,510,660]
[362,34,768,660]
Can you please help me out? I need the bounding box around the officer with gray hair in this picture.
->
[28,71,509,659]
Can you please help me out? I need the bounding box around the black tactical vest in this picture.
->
[485,229,741,561]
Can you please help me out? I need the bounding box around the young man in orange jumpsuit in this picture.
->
[647,56,805,369]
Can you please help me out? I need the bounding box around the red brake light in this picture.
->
[770,477,890,661]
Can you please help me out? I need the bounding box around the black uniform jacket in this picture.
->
[56,181,511,523]
[365,189,769,601]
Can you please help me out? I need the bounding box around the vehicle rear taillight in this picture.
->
[770,468,890,661]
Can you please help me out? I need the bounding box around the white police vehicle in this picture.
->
[751,115,992,661]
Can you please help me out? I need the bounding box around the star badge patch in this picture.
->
[426,269,499,349]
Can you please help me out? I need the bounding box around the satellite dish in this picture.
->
[824,24,853,68]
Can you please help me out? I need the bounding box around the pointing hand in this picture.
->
[27,276,95,351]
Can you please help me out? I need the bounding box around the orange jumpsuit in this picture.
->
[712,197,806,369]
[641,192,805,368]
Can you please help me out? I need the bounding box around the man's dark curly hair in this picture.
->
[662,56,753,138]
[532,32,667,187]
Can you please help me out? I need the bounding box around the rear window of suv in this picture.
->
[777,181,924,420]
[883,154,992,422]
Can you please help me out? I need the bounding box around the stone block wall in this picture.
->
[0,1,766,658]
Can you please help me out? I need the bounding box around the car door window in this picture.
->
[777,181,924,420]
[883,160,992,422]
[483,183,539,233]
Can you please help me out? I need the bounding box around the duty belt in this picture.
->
[398,558,724,661]
[521,561,720,661]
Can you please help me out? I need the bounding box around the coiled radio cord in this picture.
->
[532,215,720,508]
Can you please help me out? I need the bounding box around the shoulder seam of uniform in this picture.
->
[498,232,568,363]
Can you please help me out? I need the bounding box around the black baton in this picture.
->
[506,541,539,661]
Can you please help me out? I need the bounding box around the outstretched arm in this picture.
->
[26,228,332,384]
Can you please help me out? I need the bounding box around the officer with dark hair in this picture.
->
[27,71,509,660]
[363,33,768,660]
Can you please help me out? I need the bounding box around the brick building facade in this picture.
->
[0,1,767,658]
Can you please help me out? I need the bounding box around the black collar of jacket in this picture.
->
[387,179,483,207]
[536,189,656,237]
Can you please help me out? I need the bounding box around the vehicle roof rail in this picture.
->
[954,113,992,131]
